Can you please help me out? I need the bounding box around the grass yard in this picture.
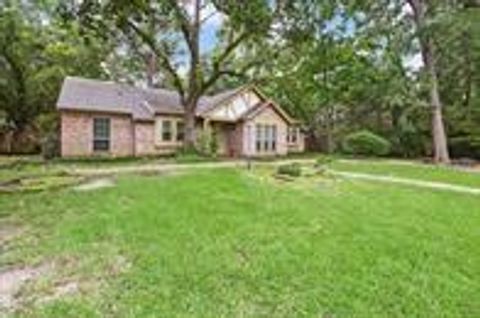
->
[1,165,479,317]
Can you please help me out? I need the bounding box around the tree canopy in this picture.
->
[1,0,479,160]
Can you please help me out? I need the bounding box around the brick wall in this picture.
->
[60,109,303,158]
[287,132,305,153]
[133,122,155,156]
[60,111,134,157]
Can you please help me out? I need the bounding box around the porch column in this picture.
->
[245,124,253,157]
[203,118,211,130]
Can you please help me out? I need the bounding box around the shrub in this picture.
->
[41,133,59,160]
[315,155,336,167]
[342,130,391,156]
[196,129,218,157]
[36,113,60,159]
[209,130,219,156]
[175,147,208,163]
[277,163,302,177]
[449,136,480,159]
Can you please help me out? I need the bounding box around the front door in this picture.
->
[213,123,236,157]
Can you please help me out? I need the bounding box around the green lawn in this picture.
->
[330,159,480,188]
[1,166,479,317]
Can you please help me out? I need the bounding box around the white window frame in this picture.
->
[271,125,277,151]
[255,124,277,153]
[176,121,185,142]
[256,124,262,152]
[287,127,298,144]
[155,117,185,145]
[161,119,173,142]
[93,117,111,152]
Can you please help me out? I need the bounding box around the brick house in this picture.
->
[57,77,304,157]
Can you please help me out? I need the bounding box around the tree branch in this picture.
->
[200,32,250,94]
[124,19,185,101]
[213,32,249,69]
[201,59,258,95]
[166,0,194,55]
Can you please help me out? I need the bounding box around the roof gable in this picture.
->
[242,101,295,124]
[202,86,264,121]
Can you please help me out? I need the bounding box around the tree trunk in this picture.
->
[430,73,450,163]
[325,126,333,153]
[183,0,201,151]
[184,102,197,150]
[324,106,335,153]
[408,0,450,164]
[146,52,156,88]
[462,30,472,116]
[422,25,450,164]
[4,130,13,154]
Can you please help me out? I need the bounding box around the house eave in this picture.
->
[58,107,132,116]
[199,84,255,116]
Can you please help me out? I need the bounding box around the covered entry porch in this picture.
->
[203,120,242,157]
[197,85,303,157]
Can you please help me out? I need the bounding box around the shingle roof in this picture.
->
[56,77,245,120]
[56,77,133,114]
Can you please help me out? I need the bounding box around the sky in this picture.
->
[403,53,423,72]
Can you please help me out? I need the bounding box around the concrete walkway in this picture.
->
[331,170,480,195]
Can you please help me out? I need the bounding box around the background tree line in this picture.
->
[0,0,479,161]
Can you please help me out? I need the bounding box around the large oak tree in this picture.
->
[73,0,274,149]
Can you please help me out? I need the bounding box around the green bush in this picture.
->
[175,147,210,163]
[36,113,60,159]
[315,155,336,167]
[449,136,480,159]
[277,163,302,177]
[41,133,59,160]
[342,130,391,156]
[196,129,218,157]
[209,131,219,156]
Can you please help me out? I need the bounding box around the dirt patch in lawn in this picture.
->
[0,175,82,193]
[0,224,24,246]
[0,223,27,260]
[73,177,116,191]
[0,263,51,311]
[0,252,134,313]
[35,281,80,306]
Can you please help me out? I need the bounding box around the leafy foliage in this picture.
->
[35,113,60,159]
[2,0,480,160]
[315,155,336,167]
[277,163,302,177]
[342,130,391,157]
[0,0,112,153]
[195,128,219,157]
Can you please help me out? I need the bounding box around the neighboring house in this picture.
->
[56,77,304,157]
